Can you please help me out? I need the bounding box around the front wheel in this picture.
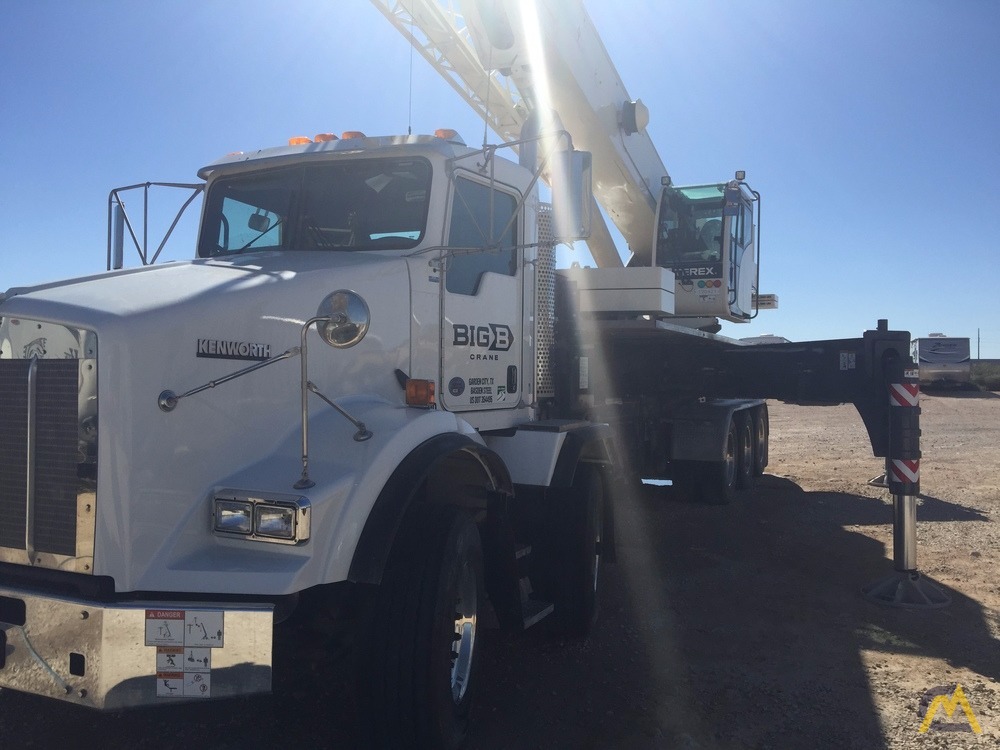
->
[361,503,484,750]
[551,464,604,636]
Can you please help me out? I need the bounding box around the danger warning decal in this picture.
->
[146,609,225,699]
[890,459,920,484]
[889,383,920,407]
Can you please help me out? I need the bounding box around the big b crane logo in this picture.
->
[452,323,513,351]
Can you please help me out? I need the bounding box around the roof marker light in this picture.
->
[288,136,312,146]
[314,133,338,142]
[435,128,459,140]
[341,131,366,140]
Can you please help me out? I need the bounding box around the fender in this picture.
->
[348,431,513,584]
[129,398,508,596]
[546,422,618,565]
[549,422,615,487]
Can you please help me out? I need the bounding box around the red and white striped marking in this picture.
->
[890,459,920,484]
[889,382,920,407]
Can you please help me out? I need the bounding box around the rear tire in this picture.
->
[702,417,739,505]
[361,503,484,750]
[752,404,769,476]
[736,412,755,491]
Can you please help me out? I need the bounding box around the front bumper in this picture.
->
[0,585,273,709]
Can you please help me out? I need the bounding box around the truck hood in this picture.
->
[0,252,417,590]
[2,252,394,325]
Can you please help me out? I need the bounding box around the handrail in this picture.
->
[107,182,203,270]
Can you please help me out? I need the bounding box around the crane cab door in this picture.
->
[440,173,523,414]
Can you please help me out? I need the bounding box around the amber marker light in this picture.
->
[288,136,312,146]
[314,133,338,142]
[406,379,436,407]
[341,131,366,139]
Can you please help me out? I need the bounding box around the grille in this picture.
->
[0,360,80,556]
[535,205,556,398]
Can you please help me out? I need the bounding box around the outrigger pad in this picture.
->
[863,570,951,609]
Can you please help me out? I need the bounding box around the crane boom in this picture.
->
[368,0,526,143]
[372,0,673,268]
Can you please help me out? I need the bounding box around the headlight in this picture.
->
[316,290,369,348]
[213,492,311,545]
[214,500,252,535]
[255,504,296,540]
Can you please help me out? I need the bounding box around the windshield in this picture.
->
[198,157,432,257]
[655,184,725,266]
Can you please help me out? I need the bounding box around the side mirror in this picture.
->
[550,149,592,242]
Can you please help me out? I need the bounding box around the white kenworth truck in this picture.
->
[0,1,922,748]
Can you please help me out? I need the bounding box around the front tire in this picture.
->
[362,503,484,750]
[551,464,604,636]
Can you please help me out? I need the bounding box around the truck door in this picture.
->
[440,173,522,413]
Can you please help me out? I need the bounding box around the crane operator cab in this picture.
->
[652,175,760,323]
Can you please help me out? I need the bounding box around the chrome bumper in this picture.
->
[0,585,273,709]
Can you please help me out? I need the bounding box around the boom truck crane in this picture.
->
[0,0,941,747]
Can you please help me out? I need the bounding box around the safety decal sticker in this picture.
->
[889,383,920,407]
[890,459,920,484]
[157,647,211,673]
[147,610,225,699]
[145,610,225,648]
[145,610,185,647]
[839,352,857,371]
[156,671,212,698]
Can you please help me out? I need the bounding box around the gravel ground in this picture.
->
[2,392,998,748]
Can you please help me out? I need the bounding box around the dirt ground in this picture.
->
[2,392,998,748]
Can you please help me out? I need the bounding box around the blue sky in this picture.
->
[3,0,998,355]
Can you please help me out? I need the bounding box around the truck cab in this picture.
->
[0,131,613,737]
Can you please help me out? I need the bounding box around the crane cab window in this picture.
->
[655,184,727,266]
[445,177,518,296]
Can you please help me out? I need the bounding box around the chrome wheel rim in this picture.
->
[450,562,477,703]
[724,429,737,486]
[741,422,753,477]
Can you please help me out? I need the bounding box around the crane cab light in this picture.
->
[435,128,466,145]
[288,136,313,146]
[314,133,338,142]
[735,170,746,181]
[341,131,366,140]
[405,379,436,407]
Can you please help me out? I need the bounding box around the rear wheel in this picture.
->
[702,417,739,505]
[736,412,755,491]
[752,405,769,476]
[361,503,484,750]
